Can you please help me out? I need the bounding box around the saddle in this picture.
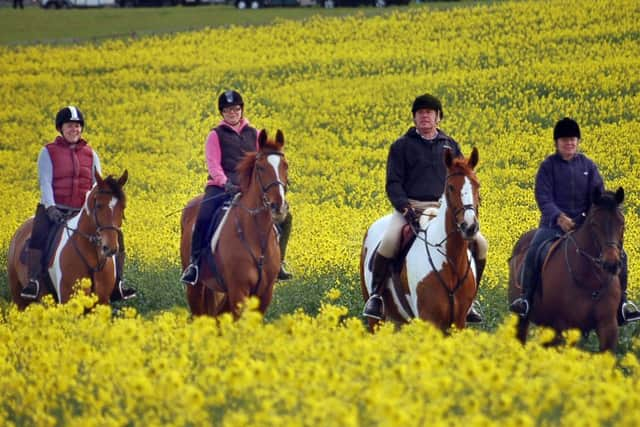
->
[520,235,563,291]
[201,198,234,290]
[20,221,66,301]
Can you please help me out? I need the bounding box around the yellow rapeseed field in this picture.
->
[2,0,640,424]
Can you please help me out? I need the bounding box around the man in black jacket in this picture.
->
[363,94,488,321]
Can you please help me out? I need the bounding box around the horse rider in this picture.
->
[181,90,293,285]
[363,93,488,322]
[21,106,136,301]
[509,117,640,323]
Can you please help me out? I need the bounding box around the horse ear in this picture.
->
[258,129,268,149]
[275,129,285,148]
[118,169,128,187]
[444,148,454,168]
[468,147,479,169]
[615,187,624,205]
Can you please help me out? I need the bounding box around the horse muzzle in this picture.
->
[459,221,479,240]
[271,201,288,224]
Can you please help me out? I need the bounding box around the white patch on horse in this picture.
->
[461,177,476,227]
[49,212,81,302]
[108,196,117,212]
[267,154,285,201]
[405,198,449,311]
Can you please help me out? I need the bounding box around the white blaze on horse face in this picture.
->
[267,154,286,202]
[108,196,117,212]
[461,177,477,227]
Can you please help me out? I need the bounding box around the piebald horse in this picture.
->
[361,148,480,332]
[8,171,128,309]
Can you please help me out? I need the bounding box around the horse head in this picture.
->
[587,186,625,274]
[444,147,480,240]
[238,130,289,223]
[85,170,128,258]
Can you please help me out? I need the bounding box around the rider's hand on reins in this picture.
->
[224,180,240,195]
[557,213,575,233]
[46,206,65,224]
[402,205,420,230]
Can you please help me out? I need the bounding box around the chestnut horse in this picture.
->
[360,147,481,332]
[508,187,625,352]
[8,171,128,310]
[181,130,288,317]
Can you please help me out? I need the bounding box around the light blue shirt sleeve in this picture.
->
[92,150,102,183]
[37,148,55,208]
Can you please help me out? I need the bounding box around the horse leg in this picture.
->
[595,321,619,353]
[542,331,566,348]
[187,282,206,316]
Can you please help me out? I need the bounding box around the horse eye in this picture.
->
[448,185,454,193]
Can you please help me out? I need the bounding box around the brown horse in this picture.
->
[360,148,481,332]
[508,187,625,352]
[181,130,288,317]
[8,171,128,310]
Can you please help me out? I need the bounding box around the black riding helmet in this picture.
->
[553,117,581,140]
[55,106,84,132]
[218,90,244,113]
[411,94,444,119]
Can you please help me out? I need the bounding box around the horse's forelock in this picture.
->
[594,191,620,210]
[101,175,126,206]
[449,161,479,185]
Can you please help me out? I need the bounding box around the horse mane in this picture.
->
[102,175,126,207]
[236,138,283,193]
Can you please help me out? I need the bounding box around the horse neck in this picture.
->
[441,197,469,265]
[235,177,273,231]
[570,219,598,254]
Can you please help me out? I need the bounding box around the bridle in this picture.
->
[445,172,479,235]
[231,150,288,294]
[235,151,288,215]
[64,188,124,274]
[564,206,623,299]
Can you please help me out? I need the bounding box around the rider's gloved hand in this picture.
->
[224,180,240,194]
[46,206,65,224]
[402,205,420,229]
[557,213,575,233]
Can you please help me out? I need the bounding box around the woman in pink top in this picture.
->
[181,91,293,285]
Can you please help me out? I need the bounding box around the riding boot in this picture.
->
[510,262,535,316]
[21,248,43,300]
[181,255,200,286]
[110,251,137,302]
[618,262,640,324]
[181,220,207,286]
[363,252,392,320]
[277,212,293,281]
[466,258,486,323]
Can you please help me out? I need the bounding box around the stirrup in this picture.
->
[112,280,137,301]
[621,301,640,323]
[181,264,199,286]
[510,297,529,317]
[363,294,384,320]
[20,280,40,300]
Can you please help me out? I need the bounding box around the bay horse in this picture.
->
[360,147,481,332]
[508,187,625,352]
[181,129,288,317]
[7,171,128,310]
